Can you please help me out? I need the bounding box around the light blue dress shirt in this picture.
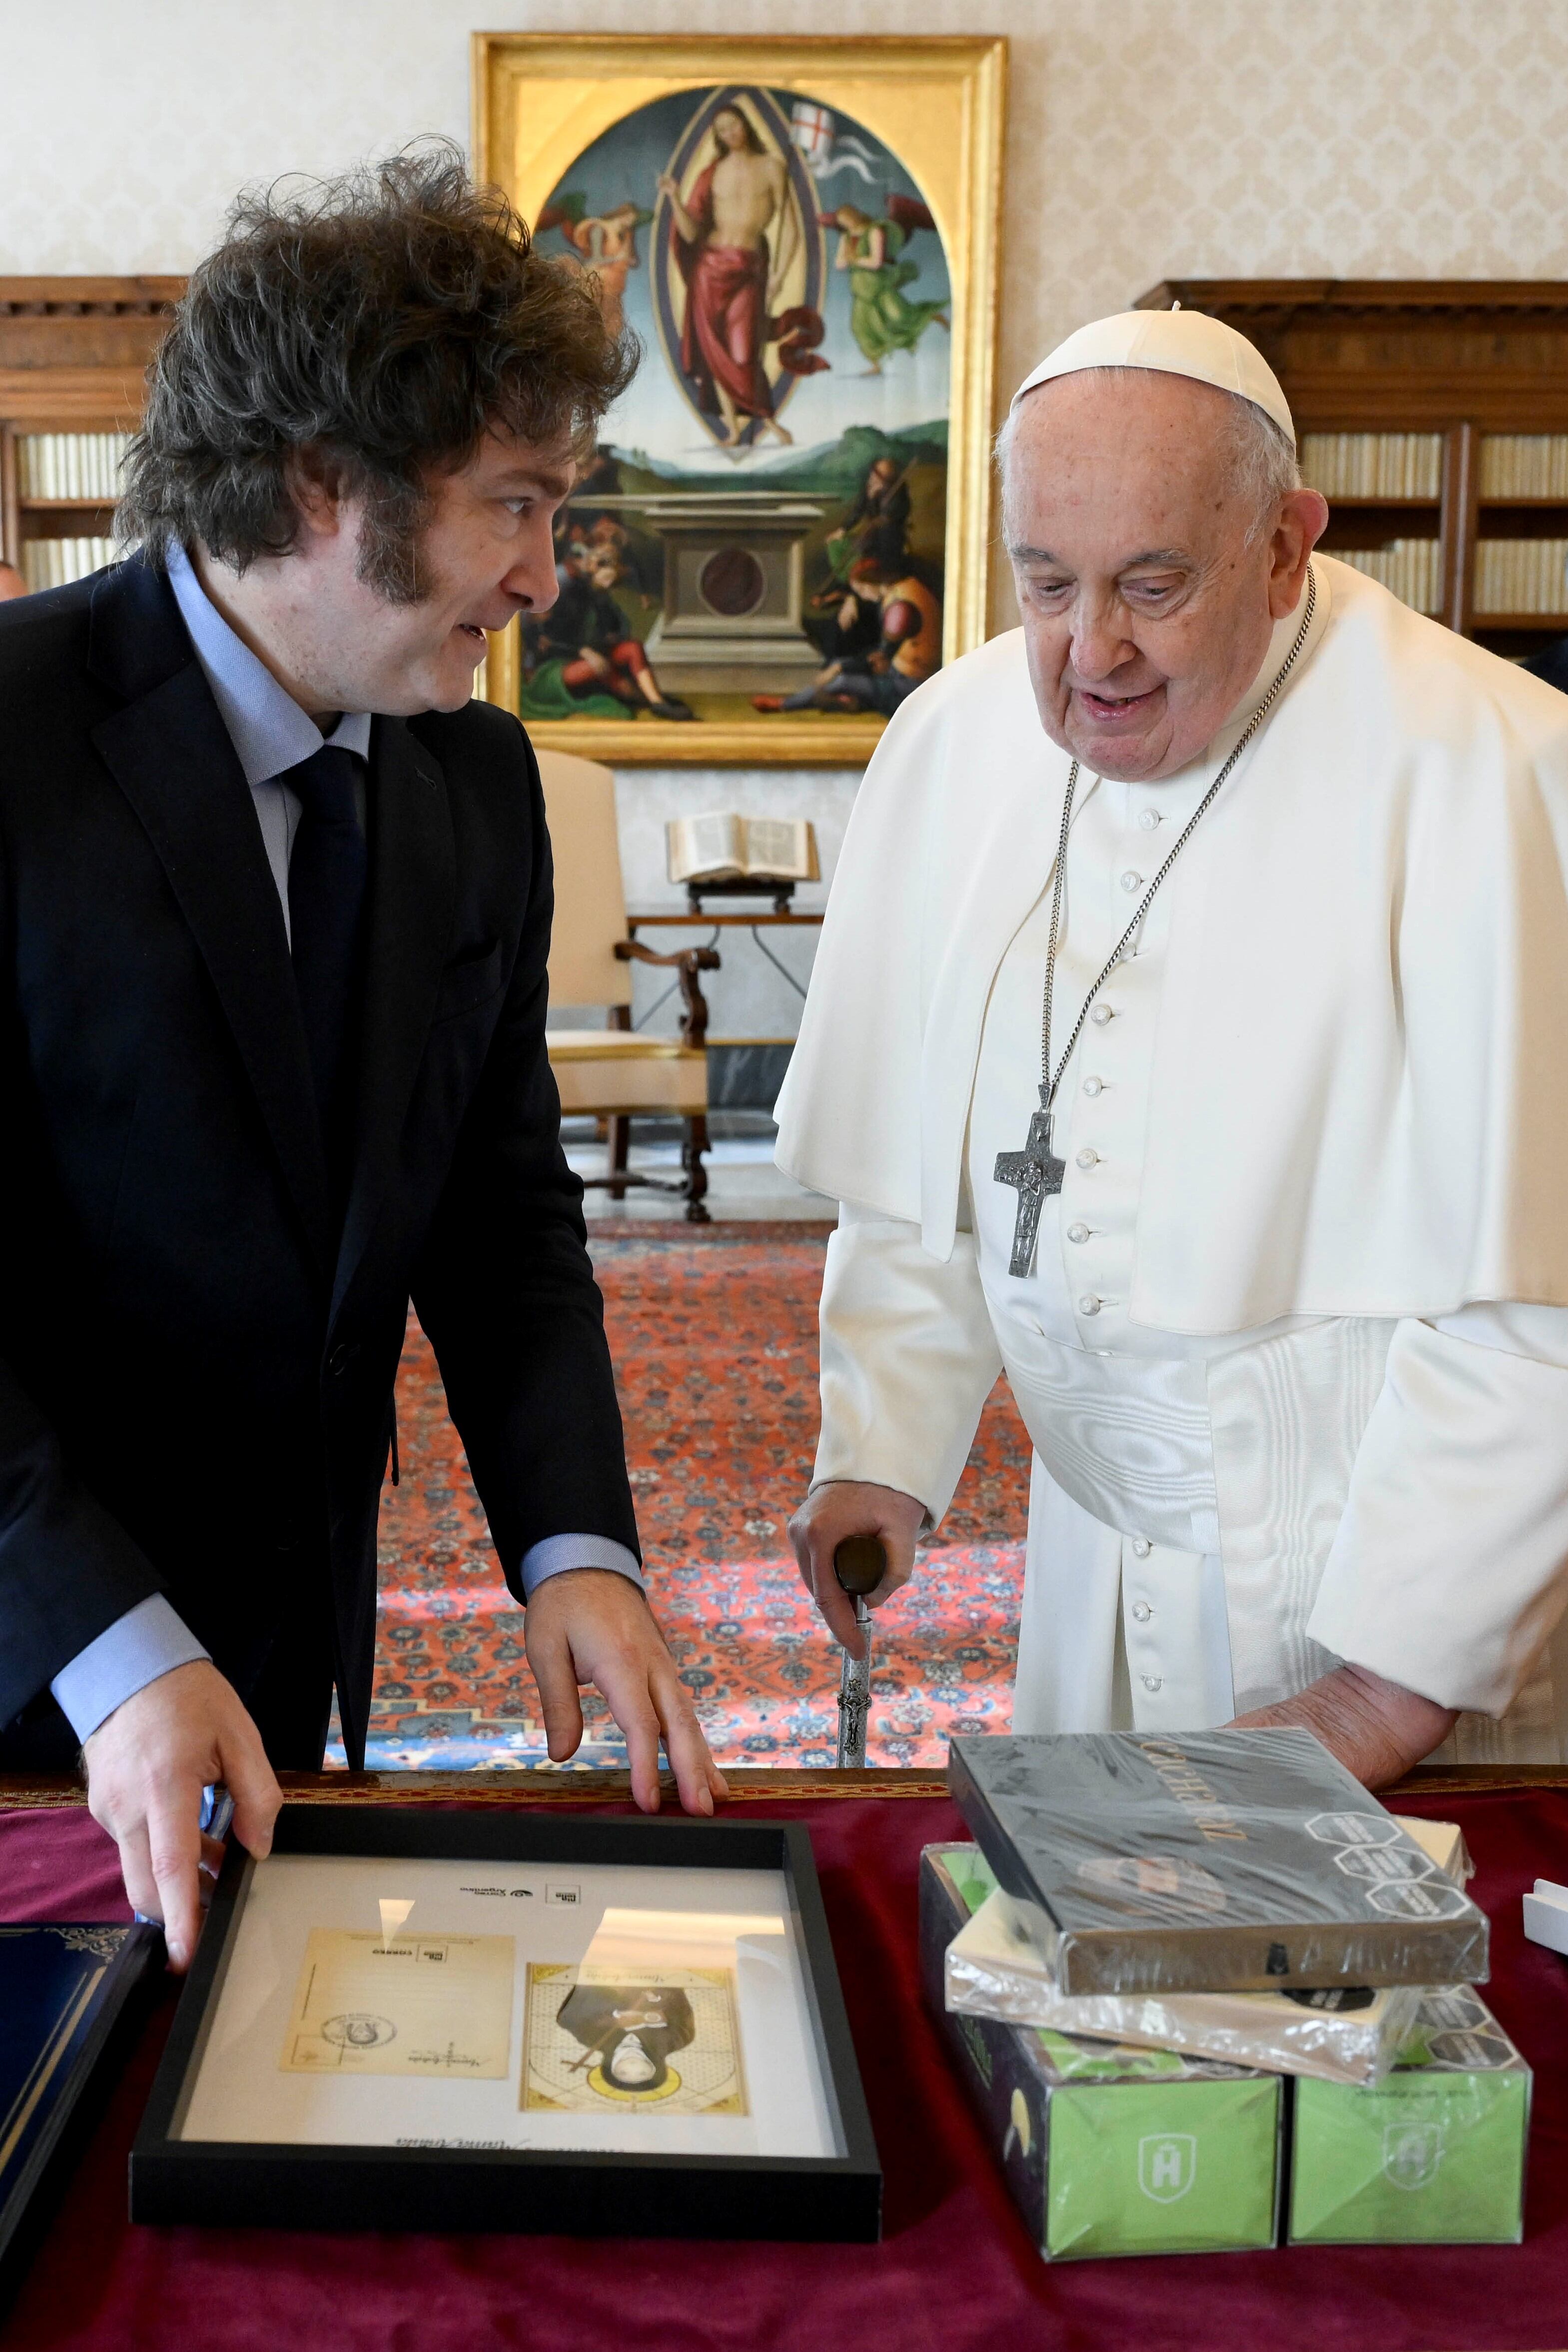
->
[50,547,641,1745]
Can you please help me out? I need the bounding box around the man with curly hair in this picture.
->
[0,149,726,1965]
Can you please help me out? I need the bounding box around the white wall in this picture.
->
[7,0,1566,1034]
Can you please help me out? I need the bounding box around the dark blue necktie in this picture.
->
[284,744,368,1190]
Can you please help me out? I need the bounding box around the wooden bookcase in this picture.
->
[1135,280,1568,657]
[0,277,183,583]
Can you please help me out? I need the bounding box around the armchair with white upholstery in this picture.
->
[537,748,720,1221]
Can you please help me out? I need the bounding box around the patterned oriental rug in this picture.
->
[338,1228,1030,1771]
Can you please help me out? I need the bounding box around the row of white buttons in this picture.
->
[1076,1042,1105,1312]
[1077,1062,1103,1318]
[1078,969,1124,1323]
[1129,1533,1158,1686]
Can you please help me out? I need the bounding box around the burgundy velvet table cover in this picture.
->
[1,1783,1565,2352]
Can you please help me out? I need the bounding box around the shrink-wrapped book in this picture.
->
[947,1730,1490,1997]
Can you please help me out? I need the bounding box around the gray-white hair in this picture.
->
[996,367,1301,545]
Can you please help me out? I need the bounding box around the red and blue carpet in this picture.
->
[336,1227,1029,1771]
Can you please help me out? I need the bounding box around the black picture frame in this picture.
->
[130,1805,881,2243]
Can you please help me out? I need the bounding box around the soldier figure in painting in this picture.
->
[837,454,913,571]
[755,554,940,716]
[522,538,694,721]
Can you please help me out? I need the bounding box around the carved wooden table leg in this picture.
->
[683,1112,712,1222]
[606,1113,631,1201]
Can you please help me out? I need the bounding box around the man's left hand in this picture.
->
[524,1568,728,1815]
[1230,1663,1457,1789]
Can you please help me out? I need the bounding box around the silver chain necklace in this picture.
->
[993,566,1317,1279]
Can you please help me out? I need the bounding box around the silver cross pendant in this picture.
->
[993,1090,1065,1278]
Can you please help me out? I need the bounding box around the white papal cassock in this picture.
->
[774,556,1568,1764]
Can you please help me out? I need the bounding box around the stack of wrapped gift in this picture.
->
[921,1728,1530,2261]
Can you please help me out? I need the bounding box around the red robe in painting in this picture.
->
[673,163,775,423]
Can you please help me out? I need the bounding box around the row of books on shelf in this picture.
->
[1336,540,1442,615]
[1336,535,1568,619]
[12,426,1568,514]
[9,525,1568,624]
[1473,537,1568,616]
[1477,434,1568,500]
[1299,433,1442,501]
[15,431,131,502]
[1297,432,1568,506]
[21,538,118,591]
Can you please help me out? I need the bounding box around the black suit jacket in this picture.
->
[0,555,639,1768]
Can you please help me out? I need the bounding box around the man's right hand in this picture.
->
[82,1660,282,1972]
[787,1480,926,1659]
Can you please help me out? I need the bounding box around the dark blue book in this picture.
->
[0,1923,160,2308]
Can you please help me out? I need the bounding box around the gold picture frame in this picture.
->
[471,32,1007,766]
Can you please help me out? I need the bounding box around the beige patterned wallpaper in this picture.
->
[7,0,1568,375]
[6,0,1565,1024]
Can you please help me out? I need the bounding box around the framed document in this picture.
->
[471,33,1007,765]
[130,1807,880,2242]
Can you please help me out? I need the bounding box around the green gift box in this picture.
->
[921,1843,1283,2260]
[1288,1986,1531,2245]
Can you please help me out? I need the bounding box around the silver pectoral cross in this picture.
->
[993,1087,1065,1278]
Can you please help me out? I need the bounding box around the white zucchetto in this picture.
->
[1011,308,1295,445]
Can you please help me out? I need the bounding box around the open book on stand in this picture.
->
[666,814,819,889]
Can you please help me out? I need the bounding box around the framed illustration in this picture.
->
[472,33,1007,764]
[129,1806,880,2243]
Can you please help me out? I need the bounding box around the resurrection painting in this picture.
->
[475,37,1006,762]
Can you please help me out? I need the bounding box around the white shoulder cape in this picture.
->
[774,558,1568,1331]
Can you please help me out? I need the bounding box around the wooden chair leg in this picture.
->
[683,1113,712,1223]
[607,1114,631,1200]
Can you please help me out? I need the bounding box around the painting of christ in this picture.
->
[657,94,825,449]
[482,39,1004,760]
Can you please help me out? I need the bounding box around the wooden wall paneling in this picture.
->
[0,279,183,375]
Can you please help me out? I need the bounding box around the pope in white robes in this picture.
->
[775,308,1568,1784]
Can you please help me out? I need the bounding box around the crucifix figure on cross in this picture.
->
[993,1086,1066,1278]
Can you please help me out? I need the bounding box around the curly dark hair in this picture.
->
[118,144,637,602]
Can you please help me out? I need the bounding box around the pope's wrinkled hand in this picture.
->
[788,1480,926,1660]
[83,1659,281,1972]
[1230,1663,1458,1791]
[525,1567,728,1815]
